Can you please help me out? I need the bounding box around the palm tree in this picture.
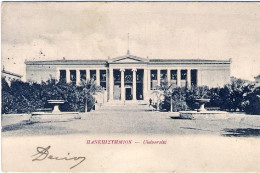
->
[160,80,176,112]
[80,79,100,112]
[151,89,164,110]
[152,80,175,111]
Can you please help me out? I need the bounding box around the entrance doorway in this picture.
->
[125,88,132,100]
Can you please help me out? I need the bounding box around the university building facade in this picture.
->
[25,51,231,103]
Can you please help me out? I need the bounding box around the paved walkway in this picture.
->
[2,103,260,137]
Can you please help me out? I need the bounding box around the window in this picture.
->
[181,70,187,80]
[160,70,167,80]
[59,70,66,82]
[80,70,86,82]
[90,70,96,80]
[70,70,76,84]
[136,69,143,82]
[171,70,177,80]
[100,70,106,89]
[124,69,133,83]
[151,70,157,80]
[191,69,197,86]
[113,70,121,83]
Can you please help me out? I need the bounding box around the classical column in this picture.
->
[106,69,109,102]
[120,69,125,101]
[96,69,100,86]
[187,69,191,89]
[177,69,181,87]
[76,69,81,85]
[157,69,161,87]
[132,68,137,100]
[86,69,90,81]
[66,69,70,83]
[197,69,200,86]
[143,68,148,101]
[147,69,151,91]
[109,68,114,101]
[167,69,171,86]
[56,69,60,81]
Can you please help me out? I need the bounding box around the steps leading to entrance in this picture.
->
[105,100,147,106]
[95,99,151,112]
[97,103,151,112]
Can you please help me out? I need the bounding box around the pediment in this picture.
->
[108,54,149,64]
[114,57,142,63]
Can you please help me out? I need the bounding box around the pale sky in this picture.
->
[2,2,260,80]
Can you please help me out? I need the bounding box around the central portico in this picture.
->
[108,51,149,102]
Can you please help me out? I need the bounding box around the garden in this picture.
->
[2,77,260,115]
[158,78,260,115]
[1,78,99,114]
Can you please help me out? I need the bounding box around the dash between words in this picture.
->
[86,139,167,144]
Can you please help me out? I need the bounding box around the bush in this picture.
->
[2,91,16,114]
[171,87,189,112]
[208,87,223,108]
[1,78,97,114]
[186,86,210,110]
[245,87,260,115]
[161,87,189,112]
[160,77,258,114]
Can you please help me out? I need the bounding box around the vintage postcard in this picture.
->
[1,1,260,172]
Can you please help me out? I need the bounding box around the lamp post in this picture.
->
[170,93,173,112]
[167,83,174,112]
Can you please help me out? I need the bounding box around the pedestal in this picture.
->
[53,104,61,113]
[197,103,206,112]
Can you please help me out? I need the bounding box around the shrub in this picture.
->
[160,77,258,114]
[1,78,98,114]
[2,91,16,114]
[186,86,210,110]
[161,87,189,112]
[217,79,255,111]
[171,87,189,112]
[245,87,260,115]
[208,87,223,108]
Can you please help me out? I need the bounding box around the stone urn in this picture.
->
[195,99,210,112]
[47,100,65,113]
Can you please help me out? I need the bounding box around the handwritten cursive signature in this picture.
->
[32,145,86,169]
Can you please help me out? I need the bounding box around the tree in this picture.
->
[2,77,10,92]
[159,80,176,112]
[219,78,254,111]
[244,86,260,115]
[185,86,210,110]
[1,77,99,114]
[151,89,164,110]
[79,79,100,112]
[171,87,189,112]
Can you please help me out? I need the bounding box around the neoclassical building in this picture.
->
[25,51,231,103]
[2,67,23,86]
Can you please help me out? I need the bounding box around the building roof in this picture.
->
[2,69,23,78]
[149,59,231,64]
[25,54,231,65]
[25,59,107,65]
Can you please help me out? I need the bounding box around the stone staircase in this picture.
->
[96,100,151,112]
[104,100,147,106]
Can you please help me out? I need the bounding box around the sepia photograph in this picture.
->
[1,1,260,172]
